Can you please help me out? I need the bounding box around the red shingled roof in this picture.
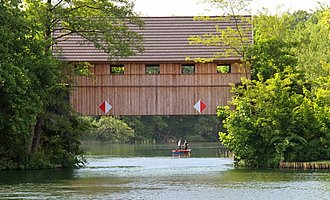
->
[53,16,252,62]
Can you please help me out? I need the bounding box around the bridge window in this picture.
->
[145,64,160,74]
[110,65,125,74]
[181,64,195,74]
[217,64,231,73]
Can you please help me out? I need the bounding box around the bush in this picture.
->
[219,68,330,167]
[86,116,136,143]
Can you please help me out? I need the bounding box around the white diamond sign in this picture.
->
[194,99,207,113]
[99,100,112,114]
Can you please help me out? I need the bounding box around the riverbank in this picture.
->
[279,161,330,170]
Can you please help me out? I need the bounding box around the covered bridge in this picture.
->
[54,16,252,116]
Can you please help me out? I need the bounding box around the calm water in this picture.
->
[0,142,329,200]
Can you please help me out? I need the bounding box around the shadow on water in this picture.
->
[0,169,75,185]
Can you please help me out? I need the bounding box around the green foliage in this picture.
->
[110,65,125,74]
[189,0,252,77]
[248,12,298,80]
[249,8,330,81]
[193,116,224,142]
[24,0,144,57]
[248,37,297,80]
[145,65,160,74]
[194,3,330,168]
[121,116,221,143]
[188,15,252,63]
[253,12,293,42]
[41,86,89,168]
[181,65,195,74]
[218,68,330,167]
[122,116,169,142]
[292,9,330,80]
[217,64,231,73]
[216,7,330,168]
[1,0,144,170]
[86,116,135,143]
[0,1,44,163]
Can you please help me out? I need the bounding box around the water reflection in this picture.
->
[0,142,329,200]
[0,169,74,185]
[81,142,227,158]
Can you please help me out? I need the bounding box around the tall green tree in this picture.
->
[23,0,143,157]
[249,12,297,80]
[293,8,330,80]
[0,1,50,167]
[178,0,328,169]
[216,7,330,167]
[1,0,144,169]
[218,68,330,167]
[250,8,330,81]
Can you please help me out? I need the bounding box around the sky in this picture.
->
[134,0,326,16]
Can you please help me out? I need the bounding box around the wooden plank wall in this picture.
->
[70,62,246,116]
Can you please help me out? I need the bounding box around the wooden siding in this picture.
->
[71,63,246,116]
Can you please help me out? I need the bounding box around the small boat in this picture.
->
[171,149,191,155]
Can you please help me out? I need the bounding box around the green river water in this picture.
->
[0,142,329,199]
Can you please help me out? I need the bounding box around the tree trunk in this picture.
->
[28,0,52,154]
[30,117,44,153]
[26,125,36,155]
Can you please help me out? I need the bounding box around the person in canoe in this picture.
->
[183,140,189,150]
[177,139,182,150]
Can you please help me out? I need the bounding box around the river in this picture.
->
[0,142,329,199]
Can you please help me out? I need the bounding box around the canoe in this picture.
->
[171,149,191,155]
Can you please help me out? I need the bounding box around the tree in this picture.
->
[121,115,221,143]
[122,116,171,143]
[251,7,329,81]
[247,37,297,80]
[248,12,298,80]
[218,68,330,167]
[23,0,143,156]
[188,0,253,78]
[193,116,224,141]
[292,8,330,80]
[86,116,135,143]
[0,0,144,169]
[24,0,143,56]
[0,1,50,168]
[194,3,330,167]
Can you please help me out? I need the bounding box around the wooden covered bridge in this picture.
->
[54,16,252,116]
